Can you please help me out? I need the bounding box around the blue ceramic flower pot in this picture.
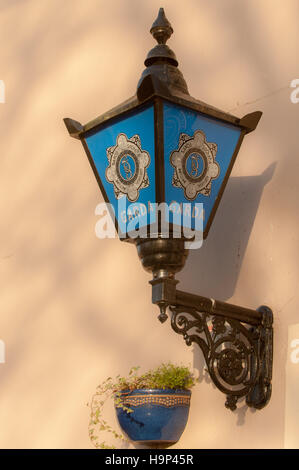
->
[115,389,191,448]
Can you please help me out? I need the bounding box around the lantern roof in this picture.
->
[64,8,262,141]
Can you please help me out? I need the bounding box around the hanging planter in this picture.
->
[115,388,191,448]
[89,363,195,449]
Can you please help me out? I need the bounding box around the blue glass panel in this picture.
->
[163,101,242,233]
[85,104,155,236]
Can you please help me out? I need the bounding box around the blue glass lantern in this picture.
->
[63,8,274,420]
[64,8,261,243]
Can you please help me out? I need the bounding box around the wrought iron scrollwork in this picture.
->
[145,241,273,412]
[169,305,273,411]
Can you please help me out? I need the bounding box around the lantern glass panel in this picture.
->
[84,103,156,237]
[163,100,242,234]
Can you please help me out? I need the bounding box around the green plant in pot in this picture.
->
[89,362,195,449]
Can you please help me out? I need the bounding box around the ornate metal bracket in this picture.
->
[150,277,273,411]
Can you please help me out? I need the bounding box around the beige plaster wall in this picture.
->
[0,0,298,448]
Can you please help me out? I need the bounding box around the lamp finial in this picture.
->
[150,8,173,45]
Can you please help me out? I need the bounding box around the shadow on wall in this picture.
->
[178,162,277,302]
[176,162,276,426]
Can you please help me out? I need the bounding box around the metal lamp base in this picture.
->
[135,238,188,279]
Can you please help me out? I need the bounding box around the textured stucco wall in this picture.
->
[0,0,298,448]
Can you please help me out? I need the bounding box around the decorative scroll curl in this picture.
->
[169,306,272,411]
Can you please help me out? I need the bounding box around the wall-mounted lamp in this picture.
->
[64,9,273,412]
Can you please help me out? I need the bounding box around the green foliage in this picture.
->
[88,362,195,449]
[139,363,195,390]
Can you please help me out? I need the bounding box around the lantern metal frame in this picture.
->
[64,8,273,412]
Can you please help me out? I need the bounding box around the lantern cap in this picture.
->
[64,9,262,139]
[138,8,188,99]
[145,8,178,67]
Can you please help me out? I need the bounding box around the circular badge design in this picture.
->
[184,151,206,181]
[105,133,150,202]
[117,153,137,183]
[170,130,219,200]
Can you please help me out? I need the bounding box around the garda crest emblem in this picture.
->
[105,133,150,202]
[170,130,220,200]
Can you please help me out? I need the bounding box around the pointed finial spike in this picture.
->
[150,7,173,45]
